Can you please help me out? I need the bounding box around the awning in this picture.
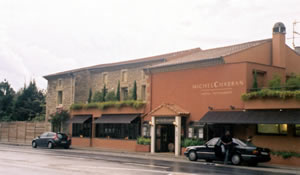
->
[200,110,300,124]
[94,114,140,124]
[70,115,92,124]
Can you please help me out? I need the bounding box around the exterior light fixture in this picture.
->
[243,109,246,112]
[173,121,177,126]
[149,121,153,126]
[230,105,235,110]
[208,106,213,110]
[280,109,282,112]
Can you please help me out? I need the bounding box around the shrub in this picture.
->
[271,151,300,159]
[70,101,146,110]
[268,74,282,90]
[106,91,116,101]
[181,138,205,148]
[92,91,104,102]
[137,137,150,145]
[286,74,300,91]
[70,103,84,110]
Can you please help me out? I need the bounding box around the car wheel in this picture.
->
[48,142,54,149]
[188,151,198,161]
[32,141,37,148]
[231,154,241,165]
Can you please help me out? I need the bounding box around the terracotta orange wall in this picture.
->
[286,46,300,74]
[72,137,91,147]
[92,138,137,152]
[224,42,272,65]
[246,63,286,90]
[150,63,248,121]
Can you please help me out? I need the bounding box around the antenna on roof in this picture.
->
[292,20,300,48]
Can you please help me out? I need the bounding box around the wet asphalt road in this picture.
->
[0,144,299,175]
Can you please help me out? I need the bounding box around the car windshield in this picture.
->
[57,133,67,139]
[233,138,249,147]
[206,138,219,146]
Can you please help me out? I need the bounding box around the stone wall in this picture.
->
[46,75,74,120]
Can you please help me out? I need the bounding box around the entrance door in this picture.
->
[156,124,175,152]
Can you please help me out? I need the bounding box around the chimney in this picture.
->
[295,46,300,55]
[272,22,286,68]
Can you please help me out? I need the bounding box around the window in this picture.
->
[141,70,146,80]
[141,85,146,101]
[57,91,63,105]
[58,79,62,87]
[95,123,140,139]
[121,70,128,82]
[188,127,204,139]
[257,124,287,135]
[121,87,128,100]
[143,124,150,137]
[103,73,108,85]
[72,119,92,137]
[295,124,300,136]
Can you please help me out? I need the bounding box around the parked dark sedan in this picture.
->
[184,137,271,165]
[32,132,71,149]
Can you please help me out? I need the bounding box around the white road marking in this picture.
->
[123,162,170,169]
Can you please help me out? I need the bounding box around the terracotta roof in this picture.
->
[43,47,201,79]
[148,39,272,69]
[147,103,190,116]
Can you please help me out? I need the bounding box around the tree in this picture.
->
[88,88,92,103]
[132,80,137,100]
[50,110,70,132]
[0,80,15,121]
[12,80,45,121]
[101,85,107,102]
[116,81,120,101]
[252,70,258,91]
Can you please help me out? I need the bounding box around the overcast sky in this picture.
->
[0,0,299,91]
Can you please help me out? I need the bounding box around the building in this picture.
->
[44,22,300,161]
[144,22,300,156]
[43,48,201,149]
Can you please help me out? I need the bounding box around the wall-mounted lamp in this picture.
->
[149,121,153,126]
[230,105,235,110]
[208,106,213,110]
[243,109,246,112]
[173,121,177,126]
[280,109,282,112]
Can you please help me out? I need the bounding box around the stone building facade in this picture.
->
[44,48,201,120]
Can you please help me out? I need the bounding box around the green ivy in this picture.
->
[70,100,146,110]
[241,89,300,101]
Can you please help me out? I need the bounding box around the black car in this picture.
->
[32,132,71,149]
[184,137,271,165]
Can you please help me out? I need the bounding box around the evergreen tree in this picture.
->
[252,70,258,91]
[116,81,120,101]
[101,84,107,102]
[0,80,15,121]
[88,88,92,103]
[132,80,137,100]
[13,80,45,121]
